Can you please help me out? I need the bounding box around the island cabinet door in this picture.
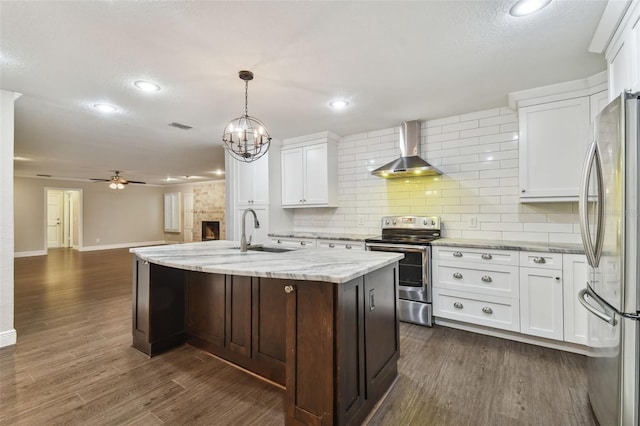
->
[252,278,287,385]
[363,263,399,402]
[285,280,335,426]
[185,271,226,352]
[226,275,253,359]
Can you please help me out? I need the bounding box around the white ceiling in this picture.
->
[1,1,607,186]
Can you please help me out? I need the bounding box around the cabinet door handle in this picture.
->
[284,285,295,294]
[346,244,352,249]
[533,257,546,264]
[481,275,492,283]
[453,302,463,309]
[482,307,493,315]
[369,289,376,311]
[299,199,303,203]
[328,243,335,248]
[276,239,282,244]
[453,272,463,279]
[453,251,463,257]
[300,241,306,246]
[555,276,561,281]
[481,253,493,260]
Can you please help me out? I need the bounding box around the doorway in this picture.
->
[45,188,83,250]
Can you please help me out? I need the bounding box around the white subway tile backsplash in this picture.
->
[290,105,581,244]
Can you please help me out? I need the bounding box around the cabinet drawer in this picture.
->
[271,238,317,248]
[433,246,519,266]
[433,288,520,332]
[433,261,519,298]
[317,240,364,250]
[520,252,562,269]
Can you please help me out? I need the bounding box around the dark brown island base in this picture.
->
[130,242,402,425]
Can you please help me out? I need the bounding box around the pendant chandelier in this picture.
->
[222,70,271,162]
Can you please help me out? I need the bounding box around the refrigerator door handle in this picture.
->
[578,286,617,326]
[579,142,599,267]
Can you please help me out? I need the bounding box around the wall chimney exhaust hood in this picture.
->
[371,120,442,178]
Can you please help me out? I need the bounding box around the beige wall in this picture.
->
[14,177,166,253]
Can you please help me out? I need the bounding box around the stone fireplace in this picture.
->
[201,221,220,241]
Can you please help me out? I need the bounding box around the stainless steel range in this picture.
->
[365,216,441,327]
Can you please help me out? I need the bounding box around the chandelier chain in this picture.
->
[244,80,249,116]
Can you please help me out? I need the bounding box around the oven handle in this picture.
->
[365,243,429,253]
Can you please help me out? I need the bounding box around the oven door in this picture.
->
[365,243,430,303]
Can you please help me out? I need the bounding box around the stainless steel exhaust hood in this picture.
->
[371,120,442,178]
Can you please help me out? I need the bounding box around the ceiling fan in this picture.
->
[90,171,146,189]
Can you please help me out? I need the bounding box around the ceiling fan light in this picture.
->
[117,183,125,189]
[109,182,117,189]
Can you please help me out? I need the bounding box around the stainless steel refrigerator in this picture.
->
[578,91,640,426]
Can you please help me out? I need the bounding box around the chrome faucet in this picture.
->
[240,208,260,252]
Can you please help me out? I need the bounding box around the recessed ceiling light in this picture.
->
[13,156,30,161]
[134,80,161,92]
[93,103,118,113]
[165,177,179,182]
[213,169,225,176]
[329,99,349,109]
[509,0,552,17]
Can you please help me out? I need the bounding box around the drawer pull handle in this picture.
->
[346,244,352,249]
[300,241,306,246]
[329,243,335,248]
[482,307,493,315]
[284,285,295,294]
[453,251,463,257]
[533,257,546,264]
[277,240,282,244]
[481,275,492,283]
[481,253,493,260]
[453,272,463,279]
[453,302,464,309]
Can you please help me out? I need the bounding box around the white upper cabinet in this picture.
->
[509,72,607,203]
[235,153,269,206]
[590,0,639,98]
[281,131,339,208]
[605,1,640,98]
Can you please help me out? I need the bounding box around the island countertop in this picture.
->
[130,240,403,284]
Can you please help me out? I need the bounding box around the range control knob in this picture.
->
[384,219,390,225]
[423,219,428,225]
[430,220,435,225]
[392,220,397,225]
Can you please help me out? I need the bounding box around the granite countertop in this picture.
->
[431,238,585,254]
[130,240,402,284]
[268,232,374,242]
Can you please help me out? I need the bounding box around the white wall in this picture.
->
[1,90,20,348]
[14,177,166,254]
[293,106,581,244]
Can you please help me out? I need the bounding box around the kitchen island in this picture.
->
[130,240,403,426]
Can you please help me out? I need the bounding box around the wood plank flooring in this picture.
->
[1,248,596,425]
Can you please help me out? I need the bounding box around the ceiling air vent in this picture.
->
[169,122,193,130]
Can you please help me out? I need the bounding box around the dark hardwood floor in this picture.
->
[1,248,595,425]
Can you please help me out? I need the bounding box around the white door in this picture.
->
[47,191,63,248]
[183,193,194,242]
[251,154,270,205]
[519,267,564,340]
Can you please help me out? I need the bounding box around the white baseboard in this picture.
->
[14,250,47,258]
[434,317,587,355]
[0,329,17,348]
[79,241,166,252]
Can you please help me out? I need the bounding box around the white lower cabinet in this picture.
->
[433,246,589,349]
[562,254,589,345]
[519,264,564,340]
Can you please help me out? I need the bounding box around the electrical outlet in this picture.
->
[468,216,478,228]
[357,216,365,227]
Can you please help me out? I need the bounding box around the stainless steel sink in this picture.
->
[234,245,294,253]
